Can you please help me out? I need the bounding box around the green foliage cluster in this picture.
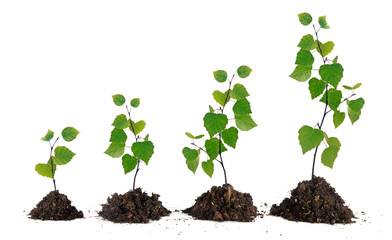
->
[104,94,154,189]
[36,127,79,190]
[182,66,256,183]
[292,13,365,170]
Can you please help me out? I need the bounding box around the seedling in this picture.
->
[36,127,79,191]
[182,66,257,185]
[104,94,154,190]
[290,13,365,181]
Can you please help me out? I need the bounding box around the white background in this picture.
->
[1,0,390,239]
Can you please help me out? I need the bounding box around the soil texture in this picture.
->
[183,184,258,222]
[99,188,170,223]
[270,176,354,224]
[29,191,84,220]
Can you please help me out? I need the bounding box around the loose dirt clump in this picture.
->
[29,191,84,220]
[270,176,354,224]
[183,184,258,222]
[99,188,170,223]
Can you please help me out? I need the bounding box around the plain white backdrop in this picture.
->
[1,0,390,239]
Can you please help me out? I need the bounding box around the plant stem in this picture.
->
[126,104,141,190]
[132,160,140,191]
[49,137,59,191]
[311,24,328,183]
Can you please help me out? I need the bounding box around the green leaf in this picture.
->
[35,163,54,178]
[122,154,138,174]
[205,138,227,160]
[230,83,250,100]
[347,106,361,125]
[235,114,257,131]
[112,114,130,129]
[237,65,252,78]
[308,78,325,99]
[333,111,345,128]
[320,41,334,57]
[182,147,199,174]
[41,129,54,142]
[319,16,330,29]
[54,146,75,165]
[325,136,341,151]
[289,65,312,82]
[352,83,362,89]
[222,127,239,148]
[233,98,252,115]
[342,85,352,90]
[298,12,313,26]
[333,56,338,64]
[61,127,79,142]
[144,134,149,141]
[298,125,324,154]
[109,128,127,143]
[185,132,195,139]
[320,88,342,111]
[130,98,140,108]
[298,34,317,51]
[203,113,228,138]
[131,120,146,135]
[104,142,125,158]
[112,94,126,106]
[185,132,204,139]
[213,70,227,83]
[295,49,314,66]
[319,63,344,88]
[131,141,154,165]
[202,160,214,178]
[209,105,215,113]
[348,98,365,111]
[321,146,338,168]
[213,90,226,106]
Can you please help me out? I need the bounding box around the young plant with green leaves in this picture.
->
[291,13,365,181]
[183,66,257,185]
[36,127,79,191]
[105,94,154,190]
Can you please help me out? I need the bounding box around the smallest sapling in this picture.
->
[104,94,154,190]
[36,127,80,191]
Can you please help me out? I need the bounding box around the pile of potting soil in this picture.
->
[183,184,259,222]
[99,188,170,223]
[270,176,354,224]
[29,190,84,220]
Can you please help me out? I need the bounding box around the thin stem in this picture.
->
[126,104,141,190]
[311,25,328,183]
[132,160,140,191]
[218,132,228,186]
[49,137,59,191]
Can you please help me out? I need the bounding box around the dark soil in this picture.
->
[29,191,84,220]
[270,176,354,224]
[99,188,171,223]
[183,184,258,222]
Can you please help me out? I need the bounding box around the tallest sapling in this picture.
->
[270,13,362,224]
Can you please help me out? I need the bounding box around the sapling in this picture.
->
[104,94,154,190]
[35,127,79,191]
[290,13,365,182]
[182,66,257,185]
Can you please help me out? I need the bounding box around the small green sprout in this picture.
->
[36,127,79,191]
[105,94,154,190]
[292,13,365,181]
[183,66,257,185]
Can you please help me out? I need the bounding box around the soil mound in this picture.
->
[183,184,258,222]
[99,188,170,223]
[29,191,84,220]
[270,176,354,224]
